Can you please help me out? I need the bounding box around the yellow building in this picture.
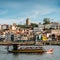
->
[42,34,48,41]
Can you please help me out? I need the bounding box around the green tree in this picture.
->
[17,24,30,28]
[30,23,38,29]
[43,18,50,25]
[17,23,38,29]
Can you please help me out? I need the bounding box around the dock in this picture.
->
[0,41,35,45]
[0,40,60,46]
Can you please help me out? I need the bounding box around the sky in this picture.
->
[0,0,60,24]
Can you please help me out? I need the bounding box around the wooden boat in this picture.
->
[8,49,46,53]
[8,45,46,53]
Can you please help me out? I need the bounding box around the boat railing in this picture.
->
[18,46,43,50]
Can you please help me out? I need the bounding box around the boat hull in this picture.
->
[8,49,46,53]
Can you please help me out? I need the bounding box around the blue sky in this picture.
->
[0,0,60,24]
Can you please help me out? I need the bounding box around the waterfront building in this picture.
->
[12,26,16,30]
[45,22,60,30]
[50,22,60,29]
[45,24,51,29]
[42,34,48,41]
[2,24,9,30]
[33,27,42,34]
[38,23,44,30]
[5,31,11,41]
[11,23,17,31]
[51,30,60,35]
[0,24,2,30]
[33,23,44,34]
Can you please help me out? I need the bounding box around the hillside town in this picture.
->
[0,18,60,45]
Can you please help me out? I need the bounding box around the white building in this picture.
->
[0,25,2,30]
[38,23,44,30]
[45,22,60,30]
[45,24,51,29]
[5,31,12,41]
[2,24,9,30]
[12,23,17,30]
[33,27,43,35]
[12,26,16,30]
[33,23,44,34]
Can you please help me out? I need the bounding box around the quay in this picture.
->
[0,41,60,46]
[0,41,35,45]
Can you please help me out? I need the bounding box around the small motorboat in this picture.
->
[46,49,53,54]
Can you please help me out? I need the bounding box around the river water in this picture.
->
[0,46,60,60]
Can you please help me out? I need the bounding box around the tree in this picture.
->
[17,24,30,28]
[43,18,50,25]
[30,23,38,29]
[17,23,38,29]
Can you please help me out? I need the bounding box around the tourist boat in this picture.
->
[8,45,46,53]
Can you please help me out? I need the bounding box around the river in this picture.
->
[0,46,60,60]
